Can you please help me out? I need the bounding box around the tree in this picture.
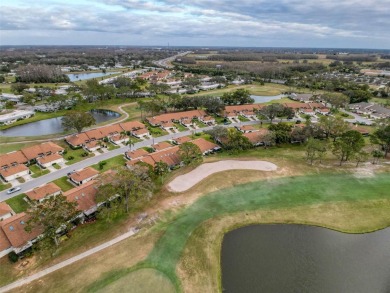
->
[25,195,78,250]
[321,93,350,110]
[221,89,254,105]
[268,123,293,144]
[97,166,153,215]
[62,110,96,133]
[371,149,384,164]
[305,138,328,165]
[178,142,203,165]
[223,128,253,152]
[353,151,369,167]
[154,161,170,183]
[371,123,390,158]
[205,126,228,142]
[318,116,349,140]
[260,104,284,123]
[332,130,365,165]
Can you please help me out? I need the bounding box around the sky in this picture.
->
[1,0,390,48]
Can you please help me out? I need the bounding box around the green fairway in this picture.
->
[93,269,175,293]
[131,172,389,290]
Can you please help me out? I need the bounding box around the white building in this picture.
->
[0,110,35,125]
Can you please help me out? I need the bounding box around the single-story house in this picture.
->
[83,140,102,152]
[0,151,28,170]
[243,129,270,146]
[0,224,13,258]
[132,128,150,139]
[172,136,192,145]
[0,165,30,182]
[0,110,35,125]
[110,134,129,145]
[69,167,99,186]
[84,129,105,141]
[99,124,123,138]
[289,93,314,103]
[190,138,221,155]
[1,213,43,255]
[64,180,99,218]
[125,148,149,161]
[25,182,62,203]
[199,115,215,125]
[119,121,147,133]
[0,202,15,221]
[151,141,173,152]
[65,133,90,148]
[36,153,64,168]
[236,125,259,133]
[21,142,64,163]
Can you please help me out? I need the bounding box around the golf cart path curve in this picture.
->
[167,160,278,192]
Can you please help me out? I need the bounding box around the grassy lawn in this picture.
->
[148,126,169,137]
[194,121,208,128]
[0,182,11,192]
[5,193,29,213]
[52,176,75,192]
[107,143,120,151]
[94,269,175,293]
[91,155,127,172]
[173,123,188,132]
[192,83,291,98]
[63,147,94,165]
[52,163,61,170]
[29,165,50,178]
[0,142,38,155]
[122,104,142,121]
[238,115,250,122]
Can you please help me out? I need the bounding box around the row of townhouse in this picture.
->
[65,121,150,150]
[138,70,172,82]
[0,142,65,182]
[284,102,330,116]
[349,102,390,119]
[146,109,216,131]
[125,137,221,169]
[0,168,114,258]
[224,104,264,119]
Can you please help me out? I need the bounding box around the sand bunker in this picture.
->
[167,160,277,192]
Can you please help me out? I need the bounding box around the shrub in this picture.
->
[67,156,74,160]
[98,161,107,170]
[8,251,19,263]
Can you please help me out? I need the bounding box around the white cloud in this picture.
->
[0,0,389,48]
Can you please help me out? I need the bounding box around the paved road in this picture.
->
[340,109,374,125]
[0,120,260,202]
[0,228,138,293]
[153,51,192,68]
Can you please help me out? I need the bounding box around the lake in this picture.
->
[250,94,286,103]
[67,72,119,82]
[0,109,120,137]
[221,225,390,293]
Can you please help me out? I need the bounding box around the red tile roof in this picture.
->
[190,138,219,153]
[0,202,13,218]
[152,141,173,152]
[65,133,90,147]
[173,136,192,144]
[125,149,149,160]
[0,151,28,168]
[36,153,63,165]
[25,183,61,201]
[84,129,105,141]
[99,124,123,137]
[150,146,181,167]
[147,110,206,125]
[0,164,29,178]
[243,129,269,144]
[21,142,64,161]
[69,167,99,183]
[1,213,43,248]
[119,121,146,132]
[224,104,264,116]
[0,224,11,252]
[64,181,98,212]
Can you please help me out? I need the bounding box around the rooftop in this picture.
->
[25,182,61,201]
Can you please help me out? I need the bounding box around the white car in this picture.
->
[7,187,21,194]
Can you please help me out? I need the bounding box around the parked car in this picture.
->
[7,187,21,194]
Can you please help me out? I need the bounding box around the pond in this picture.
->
[67,72,119,82]
[221,225,390,293]
[0,109,120,137]
[250,94,286,103]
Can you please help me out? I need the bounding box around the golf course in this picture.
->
[13,163,389,293]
